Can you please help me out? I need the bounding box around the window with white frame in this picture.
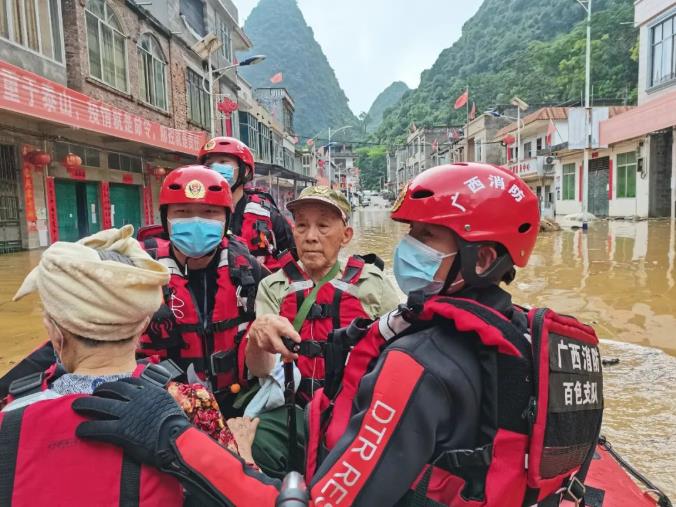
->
[474,140,482,162]
[85,0,128,92]
[259,123,271,163]
[616,151,637,198]
[186,67,210,129]
[651,13,675,86]
[138,34,167,110]
[562,163,576,200]
[215,16,232,65]
[0,0,64,62]
[524,141,533,159]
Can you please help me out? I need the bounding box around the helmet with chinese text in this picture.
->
[391,163,540,287]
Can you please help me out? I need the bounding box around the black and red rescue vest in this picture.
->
[278,252,377,402]
[305,296,603,506]
[235,190,281,271]
[0,362,183,506]
[139,236,257,394]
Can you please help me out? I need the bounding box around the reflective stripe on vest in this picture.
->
[277,252,371,393]
[0,364,182,507]
[306,296,603,506]
[139,237,256,392]
[237,191,279,270]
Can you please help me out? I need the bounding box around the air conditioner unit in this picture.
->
[545,156,556,165]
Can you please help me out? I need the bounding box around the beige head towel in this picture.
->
[13,225,170,341]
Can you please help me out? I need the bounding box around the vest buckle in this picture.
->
[559,475,586,506]
[8,372,44,397]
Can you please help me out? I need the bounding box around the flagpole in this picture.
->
[466,86,470,161]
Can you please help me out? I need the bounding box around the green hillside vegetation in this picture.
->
[363,81,411,133]
[356,146,387,190]
[375,0,638,142]
[239,0,358,138]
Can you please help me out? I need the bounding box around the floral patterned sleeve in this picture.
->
[167,381,260,471]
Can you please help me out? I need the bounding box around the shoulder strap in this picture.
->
[246,188,279,209]
[0,406,26,505]
[119,453,141,507]
[340,256,366,284]
[279,251,307,284]
[226,236,256,289]
[359,253,385,271]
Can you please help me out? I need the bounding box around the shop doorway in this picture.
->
[110,183,141,232]
[0,145,22,253]
[55,180,101,242]
[588,156,610,217]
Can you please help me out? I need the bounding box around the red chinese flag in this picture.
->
[469,102,477,120]
[270,72,283,84]
[546,119,556,146]
[454,90,469,110]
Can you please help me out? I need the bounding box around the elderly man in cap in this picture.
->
[240,186,398,476]
[247,186,399,392]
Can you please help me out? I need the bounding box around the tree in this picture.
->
[359,112,371,136]
[356,146,387,190]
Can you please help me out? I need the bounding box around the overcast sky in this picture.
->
[235,0,483,115]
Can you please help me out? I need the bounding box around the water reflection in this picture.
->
[347,211,676,355]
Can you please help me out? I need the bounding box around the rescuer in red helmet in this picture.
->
[74,163,604,507]
[136,165,266,417]
[198,136,294,271]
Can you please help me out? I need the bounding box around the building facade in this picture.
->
[0,0,309,252]
[600,0,676,219]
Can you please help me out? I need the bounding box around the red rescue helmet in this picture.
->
[160,165,233,210]
[197,136,255,182]
[392,163,540,286]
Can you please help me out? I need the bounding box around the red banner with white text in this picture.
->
[0,59,206,155]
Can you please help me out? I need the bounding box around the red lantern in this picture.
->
[26,150,52,166]
[63,153,82,168]
[217,98,239,115]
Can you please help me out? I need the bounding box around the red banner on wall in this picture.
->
[21,163,37,224]
[46,176,58,242]
[100,181,112,229]
[0,60,206,155]
[143,184,154,226]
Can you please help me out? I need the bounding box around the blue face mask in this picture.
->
[210,163,236,185]
[169,217,225,258]
[393,234,456,296]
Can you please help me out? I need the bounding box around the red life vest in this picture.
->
[278,252,375,402]
[305,296,603,506]
[235,190,282,271]
[0,362,183,507]
[139,236,257,395]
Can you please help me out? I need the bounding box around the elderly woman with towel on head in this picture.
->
[0,226,259,506]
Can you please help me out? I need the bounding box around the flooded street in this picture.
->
[1,210,674,496]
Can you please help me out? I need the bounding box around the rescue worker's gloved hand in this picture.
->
[72,377,191,470]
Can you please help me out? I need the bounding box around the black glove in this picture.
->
[72,377,191,470]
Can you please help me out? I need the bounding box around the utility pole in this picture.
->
[578,0,593,230]
[328,127,332,189]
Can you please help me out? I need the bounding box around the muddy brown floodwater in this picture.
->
[1,210,674,496]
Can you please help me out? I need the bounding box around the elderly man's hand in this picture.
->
[247,314,300,363]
